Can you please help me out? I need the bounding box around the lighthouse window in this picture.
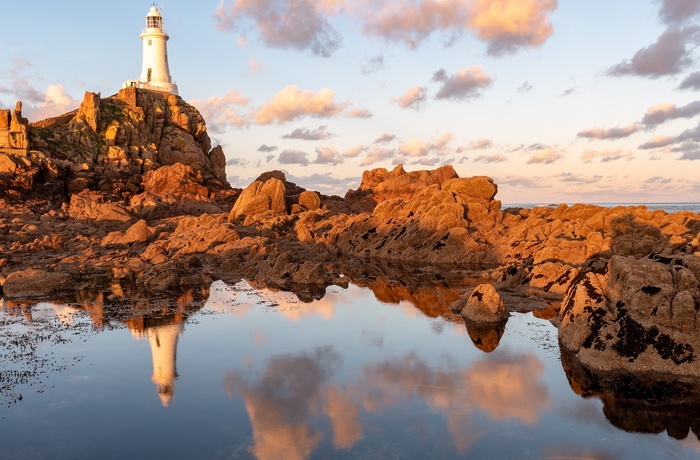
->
[148,39,152,46]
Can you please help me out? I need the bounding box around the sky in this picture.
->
[1,0,700,204]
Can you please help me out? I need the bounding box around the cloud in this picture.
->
[468,0,558,55]
[399,139,430,157]
[342,145,366,158]
[526,147,564,164]
[346,108,373,118]
[433,67,492,101]
[255,85,347,124]
[607,26,700,78]
[313,146,344,165]
[283,125,334,140]
[215,0,341,57]
[581,149,634,163]
[355,0,468,49]
[679,71,700,90]
[658,0,700,24]
[392,86,428,110]
[671,141,700,152]
[0,58,80,121]
[641,101,700,126]
[9,57,32,78]
[517,81,534,93]
[559,87,576,97]
[577,125,639,140]
[639,121,700,149]
[10,79,44,105]
[278,149,310,165]
[266,154,275,162]
[257,144,278,152]
[23,84,80,121]
[645,176,673,184]
[191,90,251,132]
[469,138,493,149]
[398,133,454,157]
[679,151,700,160]
[226,157,248,166]
[555,173,603,184]
[474,153,507,163]
[360,147,397,166]
[340,0,556,54]
[496,175,543,188]
[374,133,397,144]
[247,59,262,77]
[361,53,385,75]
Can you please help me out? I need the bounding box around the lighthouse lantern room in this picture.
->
[122,5,179,95]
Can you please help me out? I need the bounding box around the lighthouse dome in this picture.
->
[147,6,161,17]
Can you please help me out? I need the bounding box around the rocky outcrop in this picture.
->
[2,268,72,298]
[2,126,700,383]
[558,255,700,376]
[0,88,229,203]
[0,102,29,155]
[344,164,459,212]
[229,175,287,221]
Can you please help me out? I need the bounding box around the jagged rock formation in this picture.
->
[1,95,700,380]
[0,102,30,155]
[2,88,228,205]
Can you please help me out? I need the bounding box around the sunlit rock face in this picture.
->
[559,254,700,376]
[1,88,227,203]
[455,284,509,323]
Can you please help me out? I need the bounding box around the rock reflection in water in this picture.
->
[463,319,507,353]
[224,345,550,458]
[561,346,700,442]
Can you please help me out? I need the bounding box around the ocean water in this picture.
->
[1,280,699,459]
[502,202,700,214]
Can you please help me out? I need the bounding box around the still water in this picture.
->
[1,280,699,459]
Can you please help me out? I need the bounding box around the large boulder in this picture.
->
[456,284,509,322]
[3,269,73,298]
[559,255,700,376]
[229,177,287,221]
[142,163,208,196]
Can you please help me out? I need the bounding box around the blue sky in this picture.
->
[2,0,700,203]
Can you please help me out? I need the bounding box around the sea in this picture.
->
[502,202,700,214]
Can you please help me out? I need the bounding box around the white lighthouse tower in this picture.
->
[122,5,179,95]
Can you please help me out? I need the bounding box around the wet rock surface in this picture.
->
[1,95,700,382]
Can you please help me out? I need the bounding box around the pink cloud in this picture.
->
[468,0,558,55]
[577,125,639,140]
[391,86,428,110]
[191,90,251,133]
[433,66,492,101]
[215,0,341,56]
[255,85,347,124]
[607,26,700,78]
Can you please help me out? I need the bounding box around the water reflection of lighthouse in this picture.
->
[127,315,185,407]
[147,323,182,407]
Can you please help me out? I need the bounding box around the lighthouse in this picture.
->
[122,6,179,95]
